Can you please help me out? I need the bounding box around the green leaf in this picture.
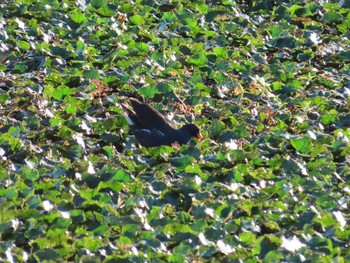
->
[113,170,131,182]
[58,126,73,139]
[5,135,21,151]
[77,236,103,252]
[13,64,27,73]
[70,11,87,25]
[90,0,107,8]
[264,251,284,263]
[64,104,77,114]
[130,15,145,25]
[184,17,197,27]
[0,167,6,179]
[338,18,350,33]
[255,236,280,258]
[138,85,159,99]
[49,46,74,59]
[6,187,18,200]
[239,231,256,244]
[35,248,61,261]
[52,85,73,100]
[161,12,177,22]
[0,93,10,103]
[188,53,208,67]
[321,113,337,125]
[102,146,114,157]
[213,47,228,58]
[169,155,193,168]
[210,120,225,139]
[119,4,133,13]
[135,42,149,54]
[83,69,100,79]
[16,40,31,50]
[157,82,174,94]
[21,167,40,181]
[168,254,186,263]
[323,11,343,24]
[268,26,284,37]
[291,136,311,154]
[98,181,123,192]
[94,7,115,17]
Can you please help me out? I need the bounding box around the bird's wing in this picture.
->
[129,98,177,132]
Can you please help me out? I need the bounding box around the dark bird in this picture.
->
[121,98,202,147]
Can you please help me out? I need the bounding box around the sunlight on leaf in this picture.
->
[217,240,235,255]
[281,236,305,252]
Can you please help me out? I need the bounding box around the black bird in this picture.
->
[121,98,202,147]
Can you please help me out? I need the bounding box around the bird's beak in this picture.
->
[197,132,203,140]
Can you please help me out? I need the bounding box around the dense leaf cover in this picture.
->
[0,0,349,262]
